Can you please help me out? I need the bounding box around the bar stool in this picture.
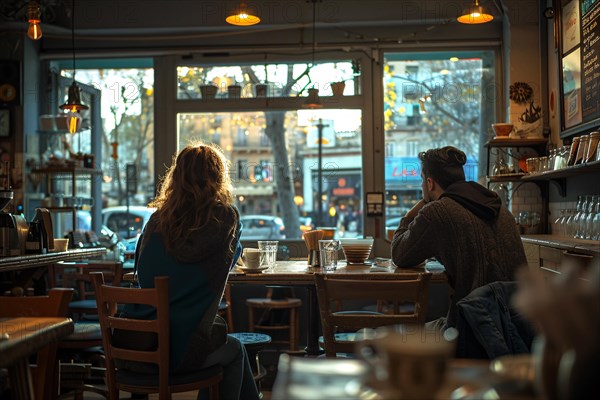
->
[246,287,301,351]
[229,332,271,392]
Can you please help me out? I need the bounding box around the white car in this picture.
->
[102,206,156,240]
[240,215,286,240]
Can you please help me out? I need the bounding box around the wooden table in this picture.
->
[0,317,74,400]
[228,259,447,356]
[271,355,537,399]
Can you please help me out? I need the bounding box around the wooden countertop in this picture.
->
[0,248,108,273]
[521,235,600,256]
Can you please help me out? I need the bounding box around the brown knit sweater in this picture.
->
[391,197,526,328]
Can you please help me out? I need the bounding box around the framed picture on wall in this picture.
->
[557,0,600,139]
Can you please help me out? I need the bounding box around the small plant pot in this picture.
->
[199,84,218,100]
[330,81,346,97]
[255,83,268,97]
[228,85,242,99]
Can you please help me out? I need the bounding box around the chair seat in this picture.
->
[64,322,102,341]
[229,332,272,348]
[116,364,223,387]
[69,299,98,310]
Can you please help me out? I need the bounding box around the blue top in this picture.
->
[125,204,241,370]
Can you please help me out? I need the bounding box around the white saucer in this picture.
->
[240,266,269,272]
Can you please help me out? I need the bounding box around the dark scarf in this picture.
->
[440,180,501,221]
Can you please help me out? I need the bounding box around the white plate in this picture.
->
[240,266,269,272]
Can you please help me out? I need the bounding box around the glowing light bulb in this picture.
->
[28,20,42,40]
[27,2,42,40]
[67,108,81,134]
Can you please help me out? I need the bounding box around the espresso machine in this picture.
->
[0,189,28,257]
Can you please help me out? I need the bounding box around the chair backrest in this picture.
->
[49,261,123,300]
[314,272,432,357]
[91,272,172,398]
[0,288,74,317]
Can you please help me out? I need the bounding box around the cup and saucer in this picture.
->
[241,248,267,272]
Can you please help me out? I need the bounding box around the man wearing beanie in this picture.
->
[391,146,526,333]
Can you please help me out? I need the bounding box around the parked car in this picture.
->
[240,215,286,240]
[102,206,156,240]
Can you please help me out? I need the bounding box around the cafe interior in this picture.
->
[0,0,599,399]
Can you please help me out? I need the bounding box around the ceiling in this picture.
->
[0,0,512,55]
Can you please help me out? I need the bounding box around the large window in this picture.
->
[60,66,155,209]
[175,59,363,240]
[383,51,495,228]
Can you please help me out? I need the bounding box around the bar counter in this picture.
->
[0,248,108,273]
[521,235,600,256]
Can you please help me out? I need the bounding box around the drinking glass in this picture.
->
[258,241,278,270]
[319,239,340,272]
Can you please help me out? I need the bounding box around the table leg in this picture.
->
[8,358,35,400]
[305,285,321,356]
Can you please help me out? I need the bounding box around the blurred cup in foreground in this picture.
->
[357,326,456,399]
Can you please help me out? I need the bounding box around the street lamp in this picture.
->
[314,118,328,227]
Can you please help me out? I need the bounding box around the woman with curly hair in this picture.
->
[125,142,259,399]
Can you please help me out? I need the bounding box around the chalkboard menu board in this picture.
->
[559,0,600,138]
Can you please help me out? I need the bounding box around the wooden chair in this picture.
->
[47,261,123,399]
[48,261,124,320]
[91,272,223,399]
[246,287,302,351]
[314,272,432,357]
[0,288,74,400]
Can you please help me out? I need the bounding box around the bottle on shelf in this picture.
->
[574,135,590,165]
[567,137,580,166]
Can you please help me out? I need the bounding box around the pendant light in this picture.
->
[226,1,260,26]
[27,1,42,40]
[303,0,322,109]
[59,0,87,134]
[457,0,494,24]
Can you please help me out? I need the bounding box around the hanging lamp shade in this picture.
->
[303,88,323,109]
[457,0,494,24]
[60,81,89,112]
[226,1,260,26]
[27,1,42,40]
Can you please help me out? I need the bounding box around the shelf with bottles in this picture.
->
[485,138,548,182]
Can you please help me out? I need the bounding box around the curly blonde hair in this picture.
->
[149,142,235,252]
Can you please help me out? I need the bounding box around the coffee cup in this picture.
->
[357,326,456,399]
[242,248,261,269]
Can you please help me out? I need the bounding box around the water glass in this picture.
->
[319,239,340,272]
[258,241,278,270]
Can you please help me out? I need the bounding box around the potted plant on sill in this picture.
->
[510,81,543,138]
[199,83,218,100]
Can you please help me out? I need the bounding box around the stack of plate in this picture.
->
[340,238,374,264]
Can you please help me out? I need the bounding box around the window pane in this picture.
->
[59,67,155,237]
[383,52,493,229]
[177,109,363,239]
[176,62,357,100]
